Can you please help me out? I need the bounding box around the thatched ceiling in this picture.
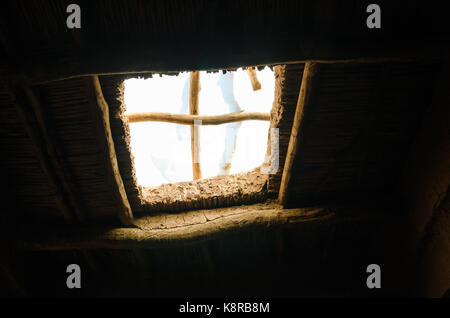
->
[2,59,441,225]
[0,0,448,84]
[283,61,441,207]
[0,0,446,224]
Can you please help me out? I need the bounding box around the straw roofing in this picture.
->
[0,60,441,223]
[283,61,441,207]
[0,85,62,222]
[267,64,305,196]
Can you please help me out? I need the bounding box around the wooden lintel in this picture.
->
[126,111,270,125]
[278,62,320,206]
[8,45,442,86]
[16,205,335,251]
[88,76,134,226]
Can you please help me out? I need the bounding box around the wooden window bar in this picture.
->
[126,71,269,181]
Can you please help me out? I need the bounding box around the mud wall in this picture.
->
[400,54,450,297]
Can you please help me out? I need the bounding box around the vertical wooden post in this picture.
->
[189,71,202,180]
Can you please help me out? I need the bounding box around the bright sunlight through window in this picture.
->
[124,67,275,187]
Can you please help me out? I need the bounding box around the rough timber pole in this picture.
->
[247,67,261,91]
[278,62,319,206]
[189,71,202,180]
[89,76,134,225]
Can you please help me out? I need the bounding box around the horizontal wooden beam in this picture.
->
[8,56,434,87]
[127,111,270,125]
[3,34,446,85]
[16,204,335,251]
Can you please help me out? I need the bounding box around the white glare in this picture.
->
[124,67,274,187]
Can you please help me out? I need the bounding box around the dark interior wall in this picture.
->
[399,54,450,297]
[15,203,406,298]
[0,204,14,296]
[0,185,24,296]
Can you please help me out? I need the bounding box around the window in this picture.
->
[124,67,275,187]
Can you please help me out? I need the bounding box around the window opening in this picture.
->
[124,67,275,187]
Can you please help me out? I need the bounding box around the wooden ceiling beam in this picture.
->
[4,45,443,86]
[278,62,320,206]
[87,76,134,226]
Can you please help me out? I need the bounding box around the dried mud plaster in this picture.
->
[140,168,268,213]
